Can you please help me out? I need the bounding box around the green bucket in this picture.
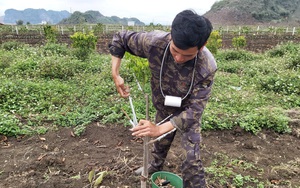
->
[151,171,183,188]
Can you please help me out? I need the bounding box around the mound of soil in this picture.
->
[1,118,299,187]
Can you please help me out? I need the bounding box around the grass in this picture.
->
[205,152,265,187]
[0,41,299,137]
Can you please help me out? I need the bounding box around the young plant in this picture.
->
[43,25,58,44]
[206,30,222,55]
[70,32,97,61]
[232,36,247,50]
[88,169,108,187]
[124,52,151,89]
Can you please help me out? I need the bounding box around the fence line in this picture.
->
[0,24,299,35]
[1,24,300,54]
[216,25,299,36]
[1,32,300,54]
[0,24,172,35]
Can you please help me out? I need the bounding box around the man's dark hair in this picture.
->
[171,9,213,50]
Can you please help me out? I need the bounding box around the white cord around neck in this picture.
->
[159,42,197,101]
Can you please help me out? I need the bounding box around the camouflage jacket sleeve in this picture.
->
[108,30,168,58]
[170,47,217,133]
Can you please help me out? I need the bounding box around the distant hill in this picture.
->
[4,8,71,24]
[3,9,145,25]
[58,10,145,25]
[204,0,300,26]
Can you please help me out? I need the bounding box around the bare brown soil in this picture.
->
[0,110,299,188]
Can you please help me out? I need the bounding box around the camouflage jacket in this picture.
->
[109,30,217,133]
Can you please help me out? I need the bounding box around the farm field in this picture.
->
[0,35,300,187]
[0,118,299,188]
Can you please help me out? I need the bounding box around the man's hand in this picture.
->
[111,56,130,98]
[131,120,175,138]
[113,75,130,98]
[131,120,160,137]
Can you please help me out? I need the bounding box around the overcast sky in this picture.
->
[0,0,218,25]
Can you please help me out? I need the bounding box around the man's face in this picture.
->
[169,41,199,64]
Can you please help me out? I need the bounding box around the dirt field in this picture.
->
[0,109,299,188]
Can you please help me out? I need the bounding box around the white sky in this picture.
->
[0,0,218,25]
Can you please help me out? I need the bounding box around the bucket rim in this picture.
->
[151,171,183,188]
[151,171,182,179]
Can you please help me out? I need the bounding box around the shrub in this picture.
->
[232,36,246,50]
[9,58,38,77]
[1,41,24,51]
[124,52,151,89]
[206,31,222,55]
[259,73,300,95]
[37,57,76,79]
[42,43,70,56]
[217,50,257,61]
[0,111,22,136]
[70,32,97,61]
[43,25,58,43]
[286,53,300,70]
[267,42,299,57]
[239,107,291,134]
[0,53,13,69]
[216,59,244,74]
[93,23,105,34]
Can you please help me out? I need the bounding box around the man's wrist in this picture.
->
[159,121,175,135]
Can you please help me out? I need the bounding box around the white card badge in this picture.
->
[164,95,182,107]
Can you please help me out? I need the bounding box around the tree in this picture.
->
[16,20,23,25]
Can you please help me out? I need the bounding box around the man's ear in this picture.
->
[200,42,207,51]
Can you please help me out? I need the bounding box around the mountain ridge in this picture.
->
[204,0,300,26]
[2,8,145,25]
[58,10,145,25]
[3,8,70,24]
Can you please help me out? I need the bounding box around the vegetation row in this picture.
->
[0,29,299,137]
